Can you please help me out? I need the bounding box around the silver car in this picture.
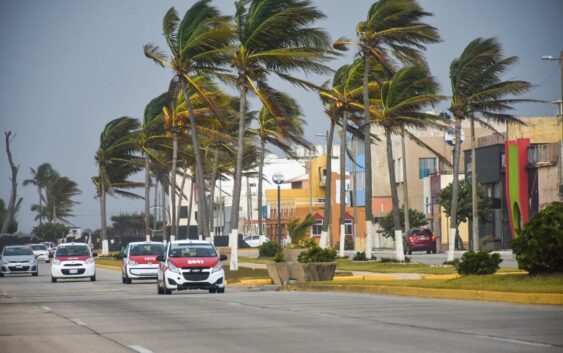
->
[0,245,39,276]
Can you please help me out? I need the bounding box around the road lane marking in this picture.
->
[41,306,52,311]
[70,319,87,326]
[128,345,155,353]
[476,335,553,348]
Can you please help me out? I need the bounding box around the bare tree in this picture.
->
[2,132,21,234]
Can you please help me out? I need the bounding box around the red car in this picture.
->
[403,228,436,255]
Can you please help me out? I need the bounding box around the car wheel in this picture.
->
[427,250,431,254]
[90,275,96,282]
[163,285,172,295]
[32,271,39,277]
[122,275,126,284]
[407,248,413,255]
[51,277,57,283]
[209,287,217,293]
[0,272,4,277]
[157,281,164,294]
[217,287,225,294]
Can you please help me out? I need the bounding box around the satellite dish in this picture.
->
[444,127,465,147]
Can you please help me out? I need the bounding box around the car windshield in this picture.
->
[2,247,34,256]
[56,246,90,257]
[31,245,48,251]
[168,243,217,258]
[129,244,164,256]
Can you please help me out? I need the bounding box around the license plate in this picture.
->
[420,236,427,240]
[69,269,78,274]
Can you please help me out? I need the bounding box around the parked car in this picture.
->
[50,243,97,282]
[122,241,164,284]
[156,240,227,295]
[30,244,50,263]
[0,245,39,277]
[403,228,436,255]
[243,234,268,248]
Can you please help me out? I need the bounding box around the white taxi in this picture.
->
[156,240,227,295]
[122,241,164,284]
[50,243,97,282]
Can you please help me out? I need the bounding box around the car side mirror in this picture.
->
[122,253,127,258]
[92,252,98,257]
[220,254,227,261]
[156,255,164,262]
[35,254,39,258]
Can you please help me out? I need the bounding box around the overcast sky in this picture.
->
[1,0,562,233]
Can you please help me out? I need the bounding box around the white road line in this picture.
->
[476,335,553,348]
[128,345,155,353]
[41,306,52,311]
[70,319,87,326]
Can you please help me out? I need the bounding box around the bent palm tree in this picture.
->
[227,0,335,268]
[447,37,533,258]
[23,163,59,225]
[372,66,444,260]
[144,1,233,239]
[336,0,440,258]
[94,117,143,255]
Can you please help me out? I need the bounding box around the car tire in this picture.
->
[157,282,164,294]
[51,277,57,283]
[0,272,4,277]
[122,275,126,284]
[32,271,39,277]
[217,287,225,294]
[90,275,96,282]
[407,248,413,255]
[163,285,172,295]
[427,250,431,254]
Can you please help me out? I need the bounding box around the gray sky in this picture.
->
[1,0,562,233]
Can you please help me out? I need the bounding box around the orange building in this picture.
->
[264,155,366,249]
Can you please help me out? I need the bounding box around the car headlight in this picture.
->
[212,262,223,273]
[127,259,138,266]
[85,258,95,264]
[167,261,180,274]
[52,259,61,265]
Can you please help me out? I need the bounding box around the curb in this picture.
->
[96,264,120,271]
[285,284,563,305]
[239,278,272,285]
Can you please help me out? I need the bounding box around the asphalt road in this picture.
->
[1,262,561,353]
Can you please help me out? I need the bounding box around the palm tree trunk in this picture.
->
[401,128,410,233]
[100,186,108,256]
[1,132,18,234]
[385,127,405,261]
[187,177,194,228]
[209,145,219,244]
[321,119,335,248]
[447,117,463,261]
[229,82,248,271]
[257,138,265,236]
[180,77,209,239]
[470,117,479,251]
[170,132,177,242]
[38,187,43,225]
[153,181,158,234]
[144,153,150,241]
[162,181,167,243]
[363,53,374,258]
[339,114,347,256]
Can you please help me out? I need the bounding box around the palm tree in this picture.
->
[372,66,444,260]
[447,37,533,259]
[228,0,335,262]
[336,0,440,258]
[44,175,81,223]
[144,1,234,239]
[250,92,309,239]
[94,117,143,255]
[23,163,58,225]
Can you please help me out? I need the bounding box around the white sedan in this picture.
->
[50,243,97,282]
[30,244,50,262]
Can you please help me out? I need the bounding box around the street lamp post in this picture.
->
[272,172,285,245]
[542,51,563,202]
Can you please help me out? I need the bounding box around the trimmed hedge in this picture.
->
[455,251,502,275]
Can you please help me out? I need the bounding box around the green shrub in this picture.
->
[456,250,502,275]
[287,213,314,245]
[259,241,282,257]
[273,249,285,263]
[298,246,337,263]
[353,252,368,261]
[511,202,563,275]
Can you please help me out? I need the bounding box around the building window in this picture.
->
[344,219,353,236]
[179,206,188,219]
[312,220,323,236]
[291,181,303,189]
[419,158,437,179]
